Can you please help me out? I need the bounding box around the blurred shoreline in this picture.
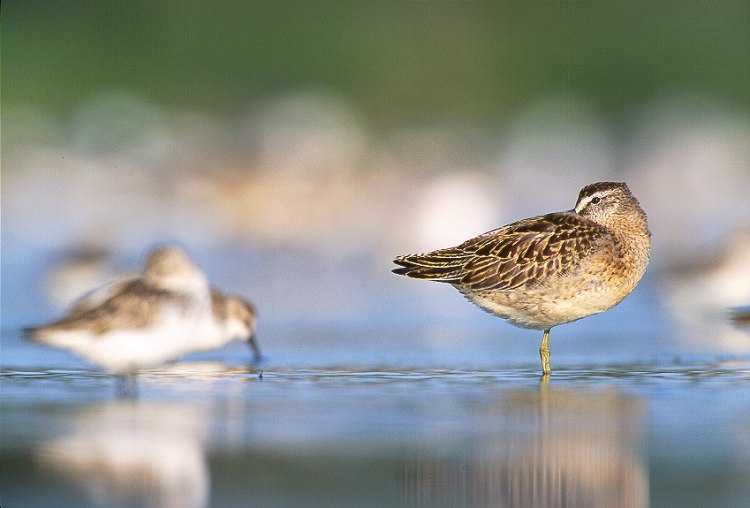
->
[4,90,750,352]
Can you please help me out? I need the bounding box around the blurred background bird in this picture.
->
[24,246,260,374]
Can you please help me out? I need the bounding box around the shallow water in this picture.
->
[2,328,749,508]
[2,248,749,507]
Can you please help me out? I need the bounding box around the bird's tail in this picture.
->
[22,324,68,343]
[392,249,470,282]
[22,326,44,342]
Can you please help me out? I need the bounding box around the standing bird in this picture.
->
[25,246,260,374]
[393,182,650,375]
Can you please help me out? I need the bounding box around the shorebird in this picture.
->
[729,306,750,330]
[394,182,650,375]
[25,246,260,374]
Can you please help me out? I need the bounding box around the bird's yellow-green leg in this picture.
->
[539,329,551,375]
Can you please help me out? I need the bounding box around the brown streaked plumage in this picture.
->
[394,182,651,375]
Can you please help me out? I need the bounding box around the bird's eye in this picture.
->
[591,197,601,204]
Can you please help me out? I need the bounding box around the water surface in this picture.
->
[2,331,748,508]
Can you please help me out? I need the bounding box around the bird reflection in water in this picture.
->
[35,401,209,508]
[400,384,647,508]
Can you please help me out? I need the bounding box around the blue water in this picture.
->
[3,332,750,507]
[2,247,750,507]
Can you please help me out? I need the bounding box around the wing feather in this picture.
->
[393,212,610,291]
[67,273,141,318]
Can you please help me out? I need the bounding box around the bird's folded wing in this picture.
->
[394,213,609,291]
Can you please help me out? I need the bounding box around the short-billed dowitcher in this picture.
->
[394,182,650,375]
[25,246,261,373]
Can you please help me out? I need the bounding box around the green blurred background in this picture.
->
[6,1,749,127]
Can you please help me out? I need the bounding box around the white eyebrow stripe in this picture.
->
[575,190,614,213]
[575,195,594,213]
